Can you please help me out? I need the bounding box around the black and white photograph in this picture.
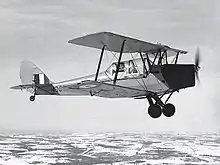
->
[0,0,220,164]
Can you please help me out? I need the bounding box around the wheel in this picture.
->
[162,103,175,117]
[29,95,35,102]
[148,104,162,118]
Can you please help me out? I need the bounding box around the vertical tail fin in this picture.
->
[20,61,52,85]
[11,61,58,96]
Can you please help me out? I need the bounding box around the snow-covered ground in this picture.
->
[0,132,219,165]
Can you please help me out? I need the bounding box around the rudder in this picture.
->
[20,61,52,85]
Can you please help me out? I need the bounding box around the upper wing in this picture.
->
[68,32,187,55]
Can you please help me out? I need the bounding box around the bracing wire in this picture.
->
[129,53,148,91]
[125,43,148,91]
[104,43,148,92]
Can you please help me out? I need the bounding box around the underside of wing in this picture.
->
[81,81,148,98]
[58,80,147,98]
[68,32,187,55]
[92,84,147,98]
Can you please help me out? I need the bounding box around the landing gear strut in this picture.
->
[146,95,175,118]
[29,87,36,102]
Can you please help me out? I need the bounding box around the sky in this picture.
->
[0,0,220,133]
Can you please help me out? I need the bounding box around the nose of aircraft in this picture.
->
[195,48,201,83]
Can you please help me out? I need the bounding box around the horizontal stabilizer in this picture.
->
[10,84,34,90]
[11,83,58,95]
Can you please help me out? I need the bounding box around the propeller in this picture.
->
[195,48,201,82]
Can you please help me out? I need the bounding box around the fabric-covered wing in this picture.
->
[68,32,187,55]
[79,81,148,98]
[68,32,160,53]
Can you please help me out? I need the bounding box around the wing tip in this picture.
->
[68,31,113,44]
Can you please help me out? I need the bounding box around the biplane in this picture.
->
[11,32,201,118]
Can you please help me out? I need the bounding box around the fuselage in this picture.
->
[53,58,169,97]
[19,57,195,99]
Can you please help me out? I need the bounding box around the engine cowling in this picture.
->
[162,64,195,90]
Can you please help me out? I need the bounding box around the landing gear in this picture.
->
[29,95,35,102]
[146,95,176,118]
[162,103,175,117]
[29,85,36,102]
[148,104,162,118]
[147,96,162,118]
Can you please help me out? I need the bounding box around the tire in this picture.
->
[29,95,35,102]
[148,104,162,118]
[163,103,175,117]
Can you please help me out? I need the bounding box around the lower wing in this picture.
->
[59,81,148,98]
